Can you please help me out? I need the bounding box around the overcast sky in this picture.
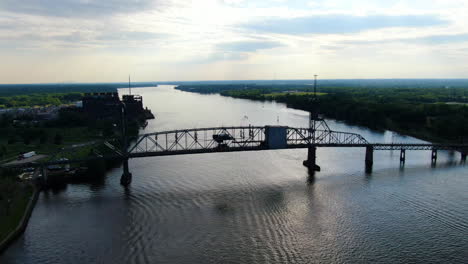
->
[1,0,467,83]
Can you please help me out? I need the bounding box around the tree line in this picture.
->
[0,92,84,108]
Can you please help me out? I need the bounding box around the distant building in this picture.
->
[122,95,144,117]
[82,92,154,121]
[82,92,122,120]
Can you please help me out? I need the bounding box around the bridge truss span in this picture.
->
[128,126,371,156]
[286,128,369,145]
[129,126,267,155]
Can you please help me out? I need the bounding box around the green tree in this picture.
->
[54,133,63,145]
[0,145,6,158]
[23,136,31,145]
[39,130,48,144]
[7,137,17,144]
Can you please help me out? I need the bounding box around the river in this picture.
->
[1,85,467,263]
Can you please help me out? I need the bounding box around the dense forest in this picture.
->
[176,84,468,143]
[0,92,84,108]
[0,82,158,96]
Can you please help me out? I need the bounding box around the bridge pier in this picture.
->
[33,166,49,186]
[431,149,437,166]
[400,149,406,165]
[120,159,132,186]
[462,152,466,163]
[303,146,320,171]
[41,166,48,185]
[365,146,374,173]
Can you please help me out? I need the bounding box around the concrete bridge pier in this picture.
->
[33,166,49,185]
[462,152,467,163]
[431,149,438,166]
[303,146,321,171]
[365,146,374,173]
[400,149,406,165]
[40,166,48,185]
[120,158,132,186]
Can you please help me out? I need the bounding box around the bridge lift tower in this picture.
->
[303,75,328,171]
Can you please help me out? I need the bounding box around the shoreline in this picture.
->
[0,184,39,254]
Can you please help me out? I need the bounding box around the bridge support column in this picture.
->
[303,146,320,171]
[431,149,437,166]
[365,146,374,173]
[400,149,406,164]
[461,152,466,163]
[41,166,48,185]
[120,158,132,186]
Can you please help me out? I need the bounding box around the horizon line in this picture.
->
[2,78,468,86]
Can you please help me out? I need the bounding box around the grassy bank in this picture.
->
[0,176,33,242]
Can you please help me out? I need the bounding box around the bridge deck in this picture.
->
[129,143,467,158]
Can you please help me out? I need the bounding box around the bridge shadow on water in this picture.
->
[360,158,466,185]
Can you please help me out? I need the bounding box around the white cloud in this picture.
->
[0,0,468,82]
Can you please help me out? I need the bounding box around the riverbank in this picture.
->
[0,179,38,254]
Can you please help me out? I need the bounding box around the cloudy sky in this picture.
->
[1,0,467,83]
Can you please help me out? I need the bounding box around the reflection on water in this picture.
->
[1,86,467,264]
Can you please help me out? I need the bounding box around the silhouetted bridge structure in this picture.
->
[3,125,467,186]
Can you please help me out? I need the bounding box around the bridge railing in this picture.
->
[371,143,468,151]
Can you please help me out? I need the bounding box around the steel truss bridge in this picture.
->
[128,126,465,155]
[3,125,467,185]
[129,126,368,156]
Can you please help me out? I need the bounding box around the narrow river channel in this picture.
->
[1,85,467,263]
